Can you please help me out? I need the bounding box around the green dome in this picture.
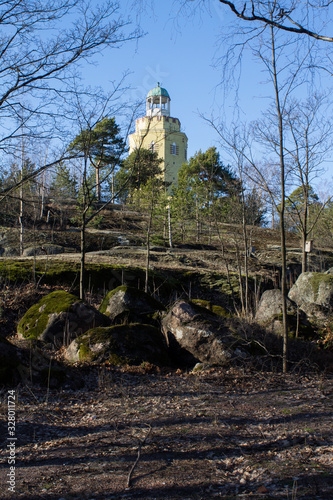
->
[147,83,170,99]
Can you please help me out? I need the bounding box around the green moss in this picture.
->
[0,261,33,282]
[98,285,127,314]
[78,342,92,361]
[0,259,182,299]
[75,323,168,366]
[75,327,110,361]
[99,285,165,316]
[308,273,333,301]
[17,290,79,340]
[108,353,126,366]
[191,299,231,318]
[212,305,231,317]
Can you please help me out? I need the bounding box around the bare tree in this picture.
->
[66,88,134,300]
[284,94,333,271]
[0,0,139,191]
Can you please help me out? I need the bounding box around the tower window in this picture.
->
[170,142,179,155]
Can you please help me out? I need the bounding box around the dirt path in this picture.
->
[1,369,333,499]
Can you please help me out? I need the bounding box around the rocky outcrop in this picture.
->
[161,301,237,366]
[17,290,110,347]
[99,285,165,324]
[65,323,169,366]
[288,272,333,310]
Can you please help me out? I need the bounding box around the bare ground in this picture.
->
[1,222,333,499]
[1,369,333,500]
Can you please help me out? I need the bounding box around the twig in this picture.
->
[126,424,152,488]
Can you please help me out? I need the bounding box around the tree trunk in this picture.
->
[271,25,288,372]
[168,205,172,248]
[80,154,89,300]
[302,186,309,273]
[96,166,101,201]
[145,212,152,294]
[80,218,86,300]
[196,198,200,242]
[242,204,249,317]
[19,169,24,257]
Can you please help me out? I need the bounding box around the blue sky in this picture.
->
[80,1,332,192]
[81,2,263,157]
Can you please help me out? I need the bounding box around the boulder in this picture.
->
[2,247,19,257]
[288,272,333,309]
[65,323,169,366]
[17,290,110,348]
[161,301,235,366]
[22,244,64,257]
[255,289,312,337]
[22,246,46,257]
[255,289,299,325]
[99,285,165,324]
[298,303,332,325]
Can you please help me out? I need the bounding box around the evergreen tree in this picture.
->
[115,148,164,203]
[171,147,240,241]
[68,117,125,200]
[49,164,77,200]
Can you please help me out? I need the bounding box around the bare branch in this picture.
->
[217,0,333,42]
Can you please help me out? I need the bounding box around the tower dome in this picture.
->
[147,83,170,99]
[146,82,170,117]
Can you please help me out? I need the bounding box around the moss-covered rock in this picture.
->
[65,323,169,366]
[289,272,333,309]
[99,285,165,324]
[17,290,110,347]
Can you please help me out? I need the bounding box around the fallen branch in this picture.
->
[126,424,152,488]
